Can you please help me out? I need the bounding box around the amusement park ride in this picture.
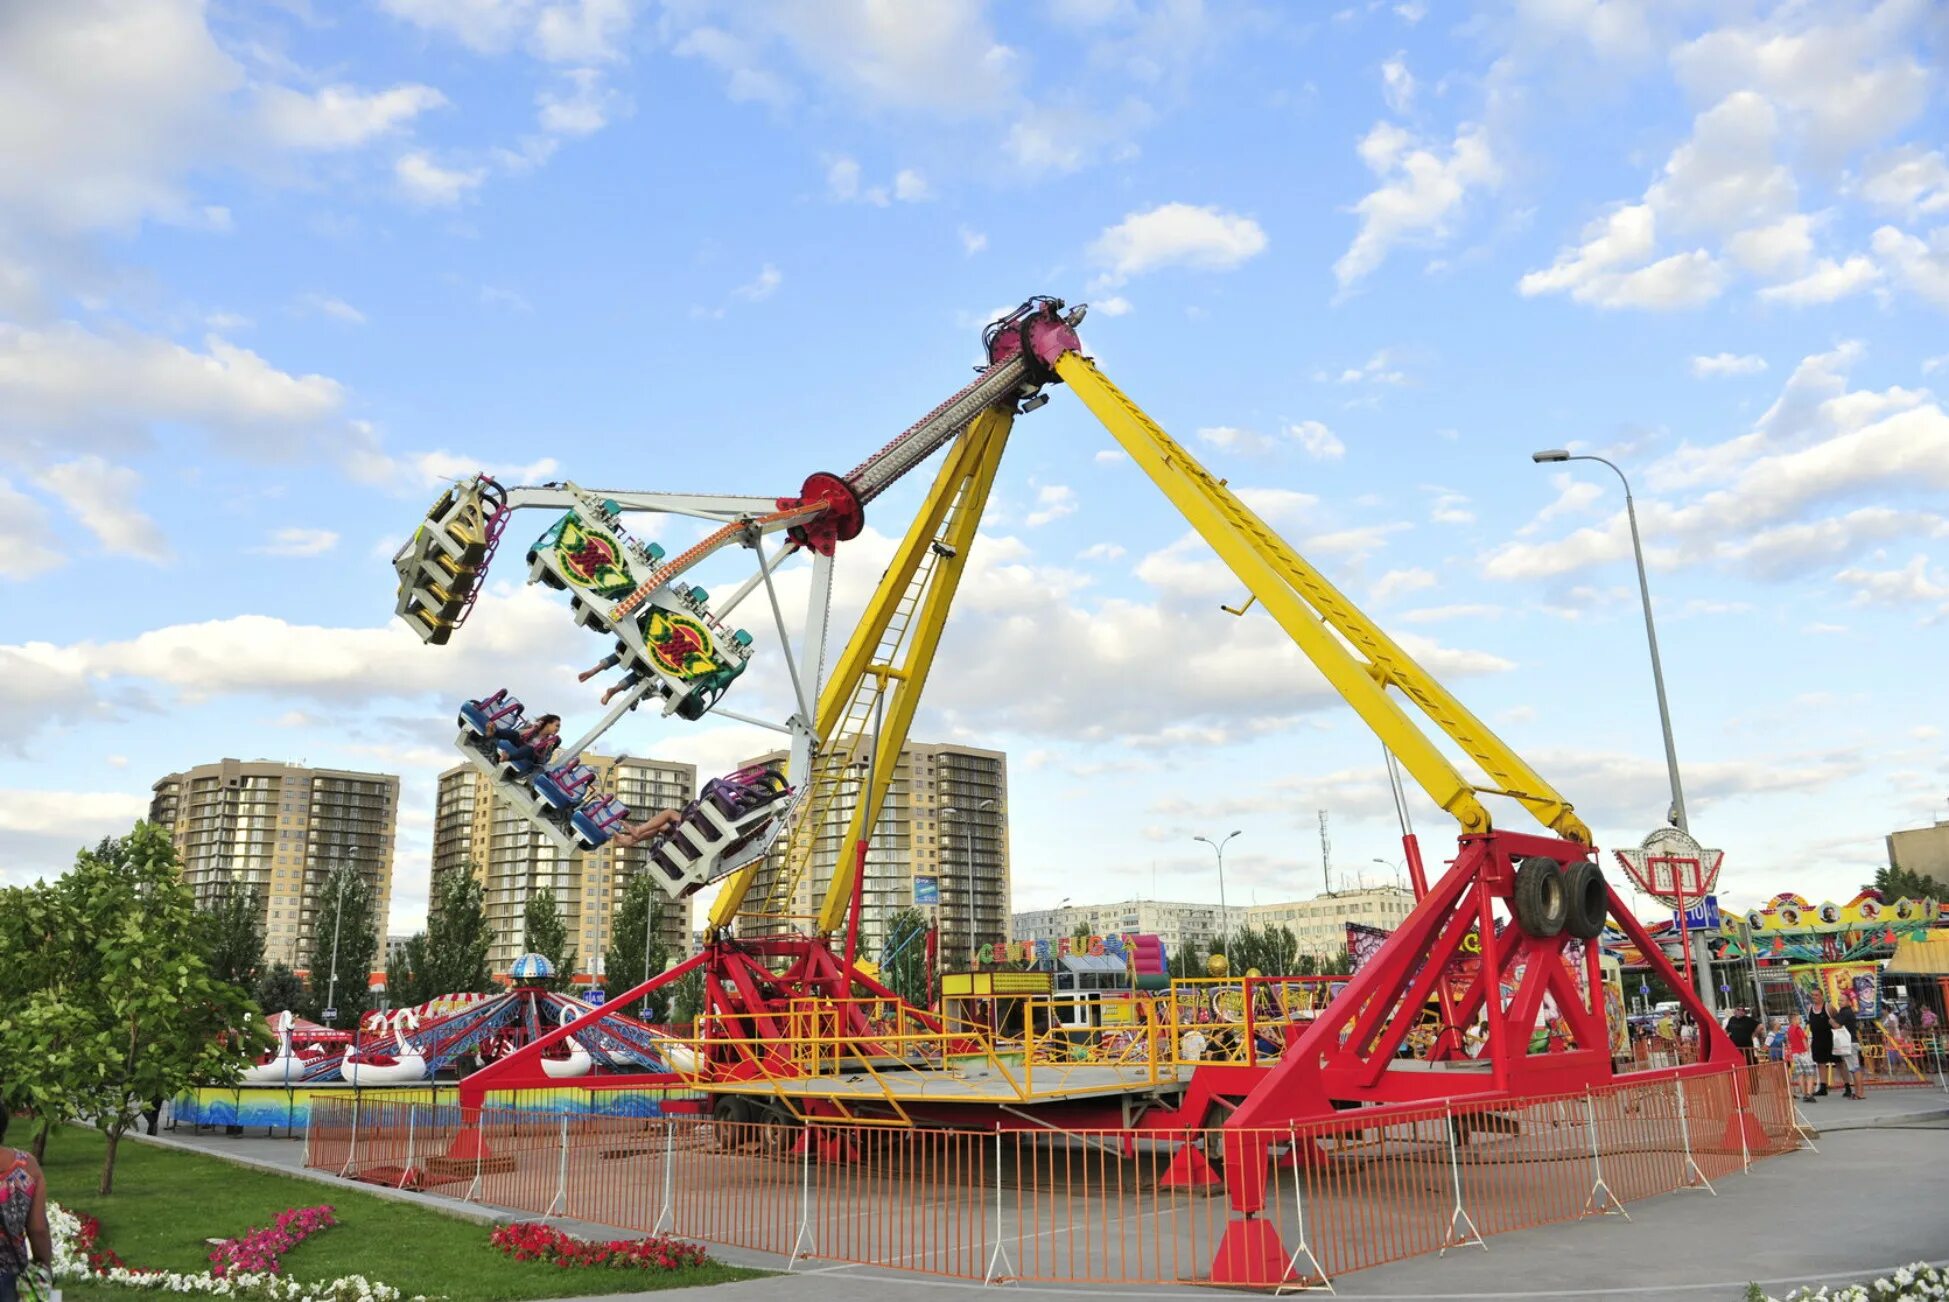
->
[389,296,1757,1283]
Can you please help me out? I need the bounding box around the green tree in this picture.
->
[201,875,265,990]
[1317,947,1355,976]
[1869,864,1941,903]
[521,884,576,988]
[251,962,307,1017]
[304,864,379,1028]
[1166,938,1206,980]
[384,934,433,1010]
[670,969,706,1028]
[604,871,671,1020]
[1228,925,1302,977]
[880,907,931,1008]
[0,880,88,1160]
[64,823,260,1192]
[422,865,495,996]
[1071,920,1094,949]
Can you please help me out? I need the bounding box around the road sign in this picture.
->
[1671,895,1722,933]
[586,990,606,1006]
[914,876,940,906]
[321,1006,338,1024]
[1615,827,1724,908]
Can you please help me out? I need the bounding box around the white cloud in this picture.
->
[1757,255,1881,306]
[1645,92,1795,235]
[380,0,634,63]
[1003,99,1154,177]
[0,322,344,458]
[394,151,488,206]
[1726,214,1815,278]
[0,0,242,234]
[0,480,63,579]
[533,0,633,64]
[1858,147,1949,219]
[537,68,623,136]
[341,443,558,492]
[1833,554,1949,612]
[1094,295,1133,317]
[1691,353,1767,378]
[1519,205,1725,310]
[893,169,930,202]
[256,83,447,151]
[34,457,169,563]
[1235,488,1320,524]
[1870,225,1949,308]
[1089,203,1267,285]
[0,789,153,878]
[1370,567,1435,602]
[1079,542,1126,561]
[1380,54,1414,115]
[1025,484,1077,527]
[1197,425,1273,455]
[1428,487,1474,525]
[670,25,793,108]
[826,155,862,201]
[252,527,341,558]
[958,226,988,256]
[1094,449,1127,465]
[732,264,782,302]
[379,0,535,53]
[297,293,367,325]
[1289,420,1345,461]
[1335,122,1496,289]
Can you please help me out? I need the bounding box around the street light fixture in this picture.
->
[1193,831,1242,966]
[1372,857,1403,890]
[324,869,352,1027]
[1529,449,1689,833]
[941,799,998,965]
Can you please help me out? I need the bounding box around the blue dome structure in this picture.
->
[509,952,557,982]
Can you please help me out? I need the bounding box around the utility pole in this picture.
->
[1318,810,1332,897]
[324,868,351,1027]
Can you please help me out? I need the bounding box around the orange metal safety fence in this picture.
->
[307,1064,1803,1290]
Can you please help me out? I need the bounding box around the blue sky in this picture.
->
[3,0,1946,937]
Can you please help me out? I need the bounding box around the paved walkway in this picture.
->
[147,1086,1949,1301]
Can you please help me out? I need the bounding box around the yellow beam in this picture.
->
[815,408,1014,932]
[1057,353,1587,841]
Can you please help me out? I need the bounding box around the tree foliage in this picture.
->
[669,969,706,1027]
[201,875,265,989]
[251,962,307,1017]
[1870,863,1941,902]
[521,885,576,988]
[303,863,378,1028]
[0,880,88,1158]
[421,865,496,997]
[1226,925,1302,977]
[604,870,671,1021]
[66,824,261,1192]
[880,907,931,1008]
[384,933,434,1010]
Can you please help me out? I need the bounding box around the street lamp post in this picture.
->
[1193,831,1242,966]
[1531,450,1689,833]
[324,870,351,1027]
[1372,857,1403,891]
[941,799,997,966]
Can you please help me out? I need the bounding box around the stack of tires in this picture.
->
[1511,856,1609,939]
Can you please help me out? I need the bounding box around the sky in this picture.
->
[2,0,1946,940]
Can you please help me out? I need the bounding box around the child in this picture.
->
[1787,1014,1815,1103]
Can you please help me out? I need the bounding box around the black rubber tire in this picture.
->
[1563,861,1610,940]
[1512,856,1569,938]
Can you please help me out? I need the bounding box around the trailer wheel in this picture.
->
[1512,856,1568,938]
[1563,862,1610,940]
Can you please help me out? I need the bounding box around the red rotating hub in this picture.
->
[780,471,864,556]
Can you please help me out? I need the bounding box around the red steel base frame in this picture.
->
[1210,831,1756,1284]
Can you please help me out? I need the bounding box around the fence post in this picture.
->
[1734,1070,1752,1174]
[984,1130,1015,1286]
[337,1095,361,1179]
[398,1105,417,1190]
[788,1123,816,1268]
[1438,1106,1485,1255]
[654,1120,675,1234]
[543,1112,569,1220]
[1279,1123,1333,1293]
[465,1112,485,1204]
[1580,1089,1628,1219]
[1673,1077,1715,1194]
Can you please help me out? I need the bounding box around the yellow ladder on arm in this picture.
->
[1054,353,1590,845]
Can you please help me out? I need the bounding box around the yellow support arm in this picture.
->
[1055,353,1589,844]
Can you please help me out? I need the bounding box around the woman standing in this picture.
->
[0,1144,53,1302]
[1808,996,1835,1097]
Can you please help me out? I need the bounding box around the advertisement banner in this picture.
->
[914,876,939,906]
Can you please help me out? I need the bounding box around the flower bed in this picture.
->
[210,1205,338,1277]
[489,1221,712,1271]
[1761,1262,1949,1301]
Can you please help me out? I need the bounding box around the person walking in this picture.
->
[0,1144,53,1302]
[1809,996,1835,1096]
[1830,1016,1861,1099]
[1786,1014,1816,1103]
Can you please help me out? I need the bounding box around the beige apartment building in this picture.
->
[1011,899,1245,962]
[1247,885,1418,956]
[433,755,696,977]
[738,742,1009,964]
[149,759,399,969]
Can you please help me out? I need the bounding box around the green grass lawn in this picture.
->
[42,1127,767,1300]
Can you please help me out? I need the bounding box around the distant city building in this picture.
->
[739,742,1009,963]
[1012,899,1246,961]
[433,756,695,976]
[1247,886,1417,956]
[1887,818,1949,888]
[149,759,399,969]
[385,933,415,966]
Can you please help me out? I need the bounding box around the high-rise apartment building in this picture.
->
[1246,886,1417,956]
[433,755,696,976]
[149,759,399,969]
[1012,899,1246,962]
[738,742,1009,963]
